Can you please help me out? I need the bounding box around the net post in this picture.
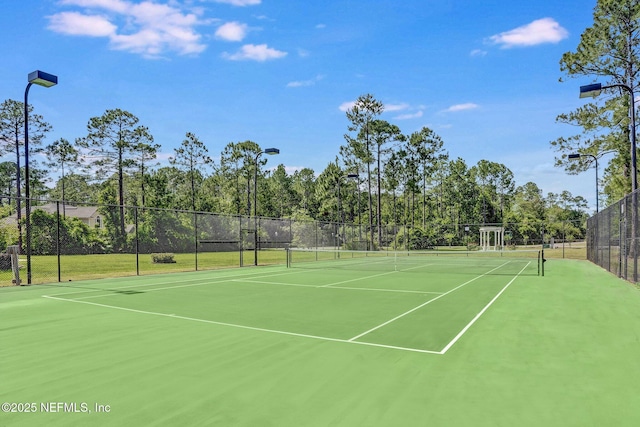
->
[286,247,290,268]
[541,249,545,276]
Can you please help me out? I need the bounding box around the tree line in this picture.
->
[0,93,589,252]
[553,0,640,204]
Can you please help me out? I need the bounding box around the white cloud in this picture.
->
[384,103,409,112]
[48,0,207,57]
[48,12,116,37]
[340,100,410,113]
[284,165,305,174]
[215,21,248,41]
[443,103,479,113]
[470,49,487,57]
[223,44,287,61]
[212,0,261,5]
[395,111,423,120]
[339,101,356,112]
[488,17,568,48]
[287,75,325,88]
[60,0,129,14]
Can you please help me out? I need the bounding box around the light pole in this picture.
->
[24,70,57,285]
[253,147,279,265]
[347,173,360,247]
[337,175,342,249]
[568,153,599,213]
[569,152,600,265]
[580,82,637,281]
[336,172,361,250]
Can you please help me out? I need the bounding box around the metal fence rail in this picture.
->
[587,188,639,283]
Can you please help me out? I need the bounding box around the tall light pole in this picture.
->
[253,147,279,265]
[568,153,599,213]
[569,152,600,266]
[334,171,347,250]
[336,172,361,249]
[580,82,637,281]
[347,173,360,247]
[337,175,342,249]
[24,70,57,285]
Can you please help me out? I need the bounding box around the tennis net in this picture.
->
[286,248,544,276]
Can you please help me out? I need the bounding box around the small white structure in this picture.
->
[479,226,504,251]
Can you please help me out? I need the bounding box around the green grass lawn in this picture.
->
[0,250,288,286]
[2,257,640,426]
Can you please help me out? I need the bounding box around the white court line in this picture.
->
[232,279,316,288]
[45,268,316,300]
[316,261,436,288]
[235,279,443,295]
[70,279,238,300]
[348,261,511,342]
[317,270,398,287]
[46,268,282,297]
[331,286,442,295]
[439,261,530,354]
[42,295,441,355]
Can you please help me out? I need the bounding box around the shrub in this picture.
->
[151,253,176,264]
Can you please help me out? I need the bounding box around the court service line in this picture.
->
[326,285,443,295]
[318,261,444,289]
[317,270,398,287]
[235,279,443,295]
[439,261,530,354]
[45,268,286,297]
[41,295,442,355]
[232,279,316,288]
[347,261,511,342]
[47,268,316,300]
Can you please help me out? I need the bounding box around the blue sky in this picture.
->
[0,0,601,211]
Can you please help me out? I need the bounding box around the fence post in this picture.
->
[562,220,565,259]
[239,215,243,267]
[135,207,139,276]
[255,215,260,266]
[620,200,624,278]
[634,190,638,282]
[56,201,61,282]
[194,212,199,271]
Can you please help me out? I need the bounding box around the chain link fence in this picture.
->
[587,189,639,283]
[0,197,587,285]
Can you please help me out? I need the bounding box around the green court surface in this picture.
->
[2,253,640,426]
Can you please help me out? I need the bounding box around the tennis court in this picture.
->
[2,251,640,426]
